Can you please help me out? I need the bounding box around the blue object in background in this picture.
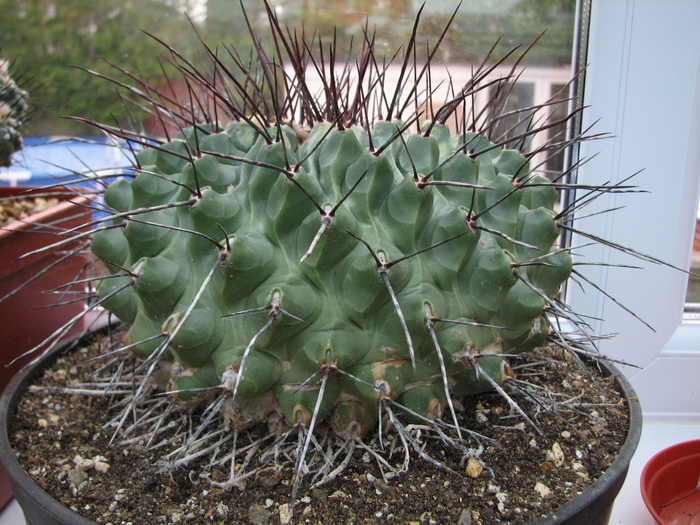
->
[0,136,139,221]
[0,136,136,189]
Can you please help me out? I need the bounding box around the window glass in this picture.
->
[203,0,577,182]
[546,83,570,175]
[488,82,536,150]
[685,202,700,310]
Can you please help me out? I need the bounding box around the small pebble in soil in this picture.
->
[457,508,472,525]
[248,503,272,524]
[534,482,553,499]
[67,469,88,491]
[279,503,292,524]
[572,462,590,479]
[466,458,484,478]
[75,457,95,471]
[550,442,565,467]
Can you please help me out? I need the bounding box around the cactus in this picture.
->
[91,5,571,460]
[93,117,569,434]
[19,1,650,506]
[0,58,29,167]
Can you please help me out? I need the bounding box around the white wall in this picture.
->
[569,0,700,420]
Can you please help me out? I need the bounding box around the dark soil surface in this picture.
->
[8,330,633,525]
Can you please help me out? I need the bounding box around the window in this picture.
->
[685,205,700,308]
[489,82,536,149]
[568,0,700,420]
[546,83,569,175]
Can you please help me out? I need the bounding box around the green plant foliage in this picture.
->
[0,0,199,135]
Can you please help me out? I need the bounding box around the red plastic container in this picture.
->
[0,186,92,510]
[641,439,700,525]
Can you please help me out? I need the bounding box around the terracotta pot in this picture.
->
[0,327,643,525]
[641,439,700,525]
[0,186,92,510]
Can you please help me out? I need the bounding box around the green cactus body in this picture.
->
[0,59,29,167]
[92,119,571,434]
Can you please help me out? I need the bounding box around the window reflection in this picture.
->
[685,204,700,307]
[203,0,576,178]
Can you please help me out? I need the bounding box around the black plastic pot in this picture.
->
[0,330,97,525]
[0,331,642,525]
[529,364,642,525]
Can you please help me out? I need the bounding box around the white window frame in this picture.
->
[568,0,700,420]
